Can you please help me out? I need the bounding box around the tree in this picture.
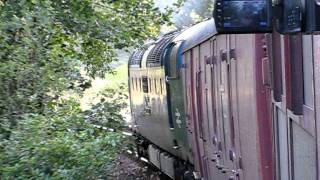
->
[172,0,214,28]
[0,0,171,122]
[0,0,172,178]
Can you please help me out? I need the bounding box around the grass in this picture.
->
[106,64,128,88]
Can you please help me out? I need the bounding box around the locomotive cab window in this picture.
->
[169,42,183,78]
[142,76,149,93]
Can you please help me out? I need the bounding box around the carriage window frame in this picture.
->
[139,78,142,92]
[135,78,138,92]
[160,78,163,95]
[154,78,158,94]
[149,78,152,93]
[142,76,149,93]
[132,78,135,91]
[272,32,283,102]
[287,34,304,115]
[302,35,314,108]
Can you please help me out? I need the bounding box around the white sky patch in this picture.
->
[154,0,175,12]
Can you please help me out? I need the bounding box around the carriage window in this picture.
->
[160,78,163,94]
[154,79,158,94]
[170,42,183,78]
[288,34,303,115]
[272,32,283,102]
[135,78,138,92]
[132,78,134,91]
[302,35,314,108]
[149,78,152,93]
[142,76,149,93]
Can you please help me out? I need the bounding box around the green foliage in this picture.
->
[0,0,170,121]
[84,84,128,130]
[0,0,171,179]
[106,64,129,88]
[173,0,213,28]
[0,98,126,179]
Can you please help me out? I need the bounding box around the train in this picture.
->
[128,1,320,180]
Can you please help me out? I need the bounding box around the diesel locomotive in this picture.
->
[128,0,320,179]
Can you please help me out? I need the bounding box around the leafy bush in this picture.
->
[84,84,128,130]
[0,97,126,179]
[0,0,172,179]
[0,0,170,123]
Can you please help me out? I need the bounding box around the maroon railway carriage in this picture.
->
[128,0,320,179]
[180,20,273,180]
[129,19,274,180]
[271,32,320,180]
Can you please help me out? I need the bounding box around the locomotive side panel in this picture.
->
[129,43,178,159]
[145,67,176,154]
[166,41,193,162]
[129,69,145,133]
[182,50,197,166]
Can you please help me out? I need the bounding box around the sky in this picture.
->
[154,0,175,12]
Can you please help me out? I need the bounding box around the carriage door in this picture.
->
[206,38,226,180]
[227,34,243,179]
[272,32,290,180]
[200,39,219,179]
[193,44,208,179]
[220,34,243,179]
[185,48,204,178]
[287,34,317,180]
[213,34,239,179]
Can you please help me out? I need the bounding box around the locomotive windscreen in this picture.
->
[214,0,272,33]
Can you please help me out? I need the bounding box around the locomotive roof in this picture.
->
[146,32,177,67]
[173,18,217,52]
[129,41,155,68]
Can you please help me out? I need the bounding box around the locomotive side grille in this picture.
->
[147,35,175,67]
[129,49,145,67]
